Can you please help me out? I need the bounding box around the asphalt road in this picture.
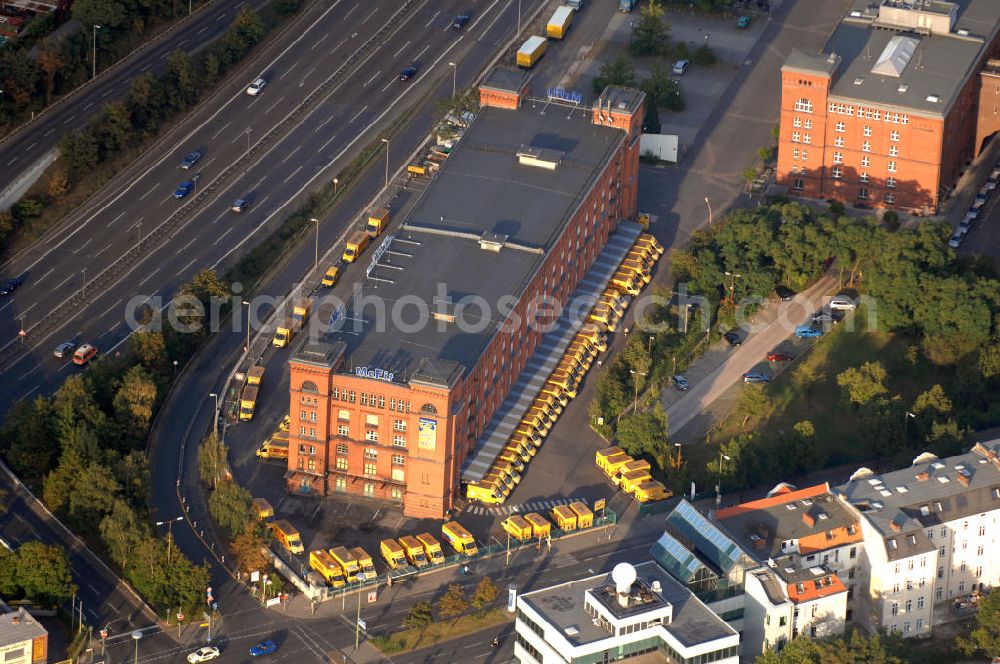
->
[0,0,272,204]
[0,0,518,407]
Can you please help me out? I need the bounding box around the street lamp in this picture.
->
[355,572,368,650]
[81,268,87,298]
[380,138,389,189]
[333,176,339,197]
[155,516,183,564]
[448,61,457,97]
[209,392,219,435]
[242,300,251,351]
[310,217,319,270]
[647,335,655,356]
[904,410,916,434]
[131,629,142,664]
[172,359,178,378]
[724,271,742,305]
[92,25,101,80]
[629,369,647,412]
[245,127,252,160]
[716,453,731,508]
[704,196,713,226]
[133,220,142,255]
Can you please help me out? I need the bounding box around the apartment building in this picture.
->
[286,67,644,518]
[0,605,47,664]
[835,442,1000,636]
[777,0,1000,213]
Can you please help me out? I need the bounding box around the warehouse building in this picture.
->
[776,0,1000,213]
[286,68,645,518]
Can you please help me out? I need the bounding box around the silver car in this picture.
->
[53,342,76,358]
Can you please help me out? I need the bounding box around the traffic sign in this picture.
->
[212,602,218,611]
[594,498,606,513]
[99,629,108,640]
[367,591,377,603]
[177,612,184,622]
[206,587,212,597]
[357,619,367,631]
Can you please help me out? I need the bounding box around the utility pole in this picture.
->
[704,196,713,226]
[311,218,319,269]
[92,25,101,80]
[354,572,368,650]
[156,516,183,564]
[448,62,457,97]
[716,452,731,509]
[381,138,389,189]
[629,369,647,412]
[724,271,742,306]
[242,300,251,351]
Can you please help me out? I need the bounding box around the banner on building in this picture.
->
[418,418,437,450]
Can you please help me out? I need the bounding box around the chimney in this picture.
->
[915,471,930,481]
[890,520,901,532]
[957,471,970,486]
[802,512,816,528]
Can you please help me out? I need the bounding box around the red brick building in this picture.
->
[777,0,1000,214]
[286,68,644,519]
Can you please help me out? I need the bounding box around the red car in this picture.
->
[767,351,794,362]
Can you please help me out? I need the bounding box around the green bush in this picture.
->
[691,44,717,66]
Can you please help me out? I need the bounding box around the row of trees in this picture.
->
[0,269,231,616]
[403,577,500,630]
[0,541,75,605]
[756,629,910,664]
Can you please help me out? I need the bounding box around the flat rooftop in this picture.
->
[836,440,1000,559]
[519,561,736,649]
[787,0,999,116]
[326,101,626,384]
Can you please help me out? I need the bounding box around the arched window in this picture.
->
[301,380,318,393]
[420,403,438,415]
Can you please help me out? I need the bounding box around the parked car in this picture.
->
[973,193,989,209]
[53,342,76,359]
[742,372,771,384]
[766,351,793,362]
[723,331,742,346]
[795,325,824,339]
[187,646,221,663]
[0,276,23,295]
[672,60,690,75]
[249,640,277,657]
[231,198,248,213]
[812,311,844,324]
[948,232,963,249]
[828,295,857,311]
[246,77,267,96]
[452,14,470,29]
[180,151,202,169]
[986,177,998,191]
[774,285,796,301]
[959,216,973,236]
[173,181,195,199]
[72,343,99,366]
[966,207,981,219]
[399,64,418,81]
[672,375,690,391]
[736,15,751,27]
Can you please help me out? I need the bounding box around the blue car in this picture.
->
[174,181,195,199]
[795,325,824,339]
[249,640,276,657]
[742,372,771,384]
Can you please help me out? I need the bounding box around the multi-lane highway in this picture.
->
[0,0,521,409]
[0,0,274,204]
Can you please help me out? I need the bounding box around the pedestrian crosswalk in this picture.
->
[462,496,585,517]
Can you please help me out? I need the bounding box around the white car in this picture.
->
[246,77,267,96]
[828,295,857,311]
[948,232,963,249]
[672,59,690,75]
[187,646,220,663]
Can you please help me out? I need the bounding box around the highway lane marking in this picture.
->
[19,302,38,318]
[380,77,397,92]
[177,258,198,276]
[82,101,93,110]
[87,584,101,595]
[203,156,217,169]
[106,209,128,228]
[344,3,358,18]
[100,298,123,319]
[264,95,286,114]
[213,228,234,246]
[54,274,74,289]
[138,185,159,201]
[249,175,268,190]
[347,105,367,124]
[318,133,339,152]
[136,270,160,289]
[159,51,170,60]
[392,39,411,59]
[58,361,72,372]
[424,9,440,28]
[280,145,302,164]
[43,128,54,137]
[360,7,378,24]
[140,63,151,73]
[94,242,113,258]
[361,71,381,87]
[311,32,329,49]
[314,114,336,133]
[178,236,199,254]
[329,37,347,54]
[102,88,113,98]
[17,385,39,401]
[197,26,208,35]
[178,38,190,46]
[5,158,15,166]
[216,12,226,21]
[35,267,56,285]
[26,142,36,151]
[299,67,317,86]
[282,165,303,184]
[471,0,507,33]
[414,44,431,61]
[62,116,73,125]
[18,366,39,381]
[100,322,121,339]
[211,120,232,140]
[0,301,11,314]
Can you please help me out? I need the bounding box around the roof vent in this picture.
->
[915,471,930,481]
[651,580,661,592]
[937,475,950,483]
[926,94,940,103]
[516,145,564,170]
[850,9,862,16]
[853,77,865,85]
[479,231,508,252]
[786,503,797,510]
[564,626,580,636]
[957,28,969,36]
[897,83,909,93]
[871,35,919,78]
[818,512,829,520]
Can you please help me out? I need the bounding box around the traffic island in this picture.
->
[370,608,512,656]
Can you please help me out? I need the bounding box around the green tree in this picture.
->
[631,0,669,56]
[72,0,133,31]
[978,342,1000,380]
[642,101,661,134]
[691,44,716,66]
[129,331,170,378]
[208,480,253,538]
[15,542,76,604]
[0,397,58,482]
[617,406,667,458]
[837,361,888,406]
[641,61,683,111]
[735,384,768,428]
[36,46,64,103]
[197,431,228,489]
[99,499,144,569]
[0,548,17,597]
[59,128,99,176]
[165,50,198,110]
[471,576,499,612]
[592,53,636,94]
[113,365,158,445]
[231,526,270,575]
[404,600,434,630]
[911,384,952,417]
[437,583,467,620]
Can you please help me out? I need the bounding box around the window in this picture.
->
[392,454,405,465]
[860,172,869,183]
[937,587,943,600]
[803,119,812,129]
[793,148,800,159]
[861,155,871,167]
[941,527,947,538]
[338,409,350,421]
[364,462,377,476]
[977,565,984,577]
[360,393,368,406]
[836,121,846,132]
[890,129,900,141]
[793,117,802,127]
[886,177,896,189]
[917,596,925,609]
[891,602,899,616]
[393,419,407,431]
[309,428,316,438]
[889,145,899,156]
[960,581,966,593]
[365,430,379,442]
[338,423,349,437]
[834,136,844,147]
[300,410,307,420]
[832,166,843,179]
[801,150,808,162]
[337,442,348,454]
[862,141,871,152]
[888,160,897,173]
[334,476,347,492]
[299,426,305,436]
[391,488,403,500]
[336,457,348,470]
[916,618,923,631]
[905,599,912,612]
[365,414,379,427]
[309,411,317,422]
[363,482,375,497]
[978,545,984,556]
[903,621,911,634]
[961,562,967,572]
[792,131,801,143]
[364,448,378,460]
[391,467,404,482]
[863,125,872,137]
[793,178,804,191]
[938,565,944,579]
[802,133,811,144]
[833,151,843,164]
[393,435,407,448]
[794,98,813,113]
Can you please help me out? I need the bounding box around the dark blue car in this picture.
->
[174,181,195,199]
[249,640,276,657]
[795,325,824,339]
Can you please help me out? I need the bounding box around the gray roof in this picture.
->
[481,66,531,94]
[836,441,1000,560]
[751,569,789,606]
[667,500,743,574]
[0,607,47,647]
[325,102,627,384]
[791,0,1000,116]
[519,560,736,649]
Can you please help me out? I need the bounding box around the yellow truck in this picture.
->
[416,533,445,565]
[635,480,673,503]
[517,35,548,68]
[342,230,370,263]
[239,385,258,421]
[588,302,619,331]
[534,391,564,415]
[442,521,478,556]
[546,5,573,39]
[523,408,552,435]
[576,323,608,351]
[547,372,579,398]
[524,513,551,539]
[257,432,289,460]
[309,550,346,587]
[635,233,665,257]
[612,460,652,486]
[596,447,631,475]
[467,478,505,504]
[497,448,525,473]
[350,547,376,578]
[272,317,297,348]
[330,546,361,582]
[620,258,653,283]
[485,471,511,497]
[269,520,304,554]
[494,461,521,487]
[252,497,274,521]
[621,469,653,495]
[551,504,578,532]
[380,538,408,569]
[570,502,594,528]
[398,535,429,568]
[322,265,341,288]
[501,515,533,541]
[507,440,535,461]
[292,297,313,326]
[610,270,642,296]
[514,425,544,449]
[247,365,265,386]
[539,383,569,407]
[366,208,390,237]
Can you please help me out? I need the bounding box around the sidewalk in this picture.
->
[663,275,837,441]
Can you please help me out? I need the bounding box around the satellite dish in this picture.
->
[611,563,637,594]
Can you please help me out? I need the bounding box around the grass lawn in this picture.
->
[371,608,512,655]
